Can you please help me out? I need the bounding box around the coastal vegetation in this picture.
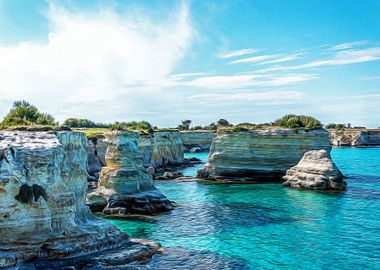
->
[0,101,360,134]
[273,114,322,129]
[0,101,56,128]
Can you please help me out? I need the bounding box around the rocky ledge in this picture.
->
[0,131,159,268]
[180,131,216,152]
[283,149,346,190]
[329,129,380,147]
[87,131,173,216]
[197,128,331,181]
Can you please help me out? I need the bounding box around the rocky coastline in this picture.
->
[329,129,380,147]
[0,131,160,268]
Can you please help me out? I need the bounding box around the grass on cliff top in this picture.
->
[1,125,72,132]
[73,128,109,138]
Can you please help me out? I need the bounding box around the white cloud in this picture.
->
[259,54,302,65]
[0,3,193,122]
[258,47,380,73]
[187,90,306,105]
[186,73,315,89]
[218,48,258,59]
[229,54,281,64]
[330,40,368,51]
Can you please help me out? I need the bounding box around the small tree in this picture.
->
[217,119,230,127]
[181,120,192,130]
[1,100,56,127]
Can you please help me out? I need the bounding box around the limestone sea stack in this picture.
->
[197,128,331,181]
[87,130,173,216]
[329,128,380,147]
[283,149,346,190]
[139,130,184,168]
[180,131,216,152]
[0,131,156,268]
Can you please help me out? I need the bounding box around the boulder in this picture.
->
[283,149,346,190]
[190,147,202,153]
[157,171,184,180]
[146,166,156,177]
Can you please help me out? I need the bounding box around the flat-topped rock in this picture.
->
[283,149,346,190]
[180,131,216,152]
[197,128,331,181]
[139,130,185,168]
[87,131,173,215]
[0,131,156,268]
[329,129,380,147]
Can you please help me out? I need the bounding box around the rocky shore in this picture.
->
[0,131,160,268]
[87,131,173,216]
[329,129,380,147]
[197,128,331,181]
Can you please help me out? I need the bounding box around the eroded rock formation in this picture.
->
[139,130,184,168]
[329,129,380,147]
[86,134,107,178]
[197,128,331,181]
[180,131,216,152]
[0,131,157,268]
[283,149,346,190]
[87,131,173,215]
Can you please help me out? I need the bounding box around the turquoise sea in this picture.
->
[110,148,380,269]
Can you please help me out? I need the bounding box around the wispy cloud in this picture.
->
[218,48,258,59]
[185,73,315,89]
[257,47,380,73]
[330,40,369,51]
[229,54,281,64]
[259,53,302,65]
[187,90,306,105]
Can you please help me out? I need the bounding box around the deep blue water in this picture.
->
[111,148,380,269]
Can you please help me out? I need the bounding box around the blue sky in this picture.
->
[0,0,380,127]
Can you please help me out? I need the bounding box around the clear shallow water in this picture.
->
[110,148,380,269]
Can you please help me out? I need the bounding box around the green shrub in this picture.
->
[274,114,322,129]
[1,101,56,128]
[110,121,154,134]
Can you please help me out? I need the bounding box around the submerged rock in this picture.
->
[0,131,157,268]
[283,149,346,190]
[87,131,173,215]
[156,171,184,180]
[197,128,331,181]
